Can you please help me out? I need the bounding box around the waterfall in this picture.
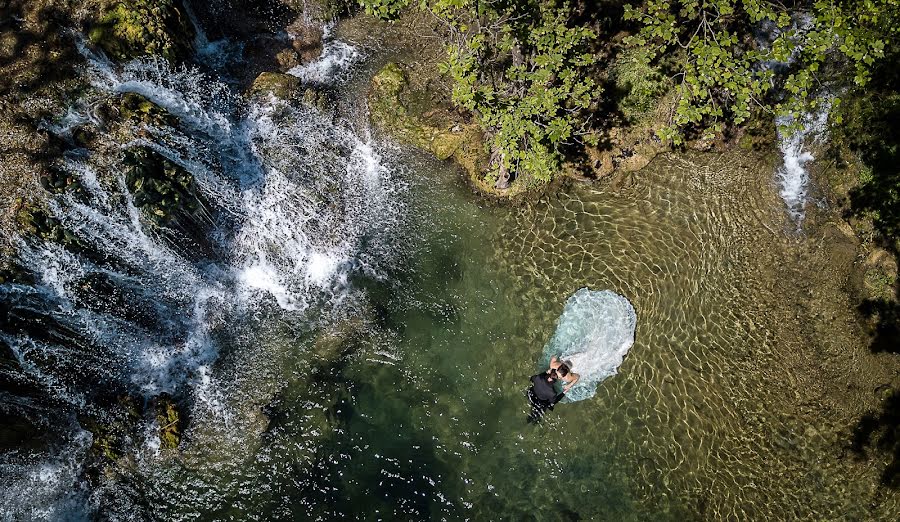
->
[775,106,829,225]
[1,23,401,520]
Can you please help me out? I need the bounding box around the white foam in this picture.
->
[0,429,94,521]
[287,24,361,84]
[775,106,829,224]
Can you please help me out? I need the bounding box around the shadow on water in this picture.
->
[850,389,900,489]
[834,50,900,356]
[833,49,900,495]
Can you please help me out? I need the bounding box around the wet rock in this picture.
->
[88,0,195,62]
[15,199,82,249]
[286,17,324,64]
[369,62,485,176]
[114,92,179,128]
[154,394,182,449]
[123,146,203,226]
[248,71,301,100]
[81,396,141,462]
[276,48,301,71]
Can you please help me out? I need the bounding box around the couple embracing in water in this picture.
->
[526,355,580,423]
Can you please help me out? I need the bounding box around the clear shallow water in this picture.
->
[2,22,899,522]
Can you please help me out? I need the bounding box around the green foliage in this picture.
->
[360,0,598,184]
[611,47,670,122]
[624,0,900,143]
[359,0,410,20]
[435,0,598,182]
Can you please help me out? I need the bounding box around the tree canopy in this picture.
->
[360,0,900,180]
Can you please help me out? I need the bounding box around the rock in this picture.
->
[248,72,301,100]
[88,0,195,62]
[123,146,203,226]
[368,62,485,177]
[287,17,324,64]
[154,395,182,449]
[276,48,301,71]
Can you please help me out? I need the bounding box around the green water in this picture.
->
[136,149,897,521]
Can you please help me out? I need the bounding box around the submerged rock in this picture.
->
[123,146,202,224]
[369,62,486,180]
[88,0,195,62]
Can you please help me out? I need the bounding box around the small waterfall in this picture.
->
[287,23,361,84]
[775,106,829,225]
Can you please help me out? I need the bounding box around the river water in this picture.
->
[1,17,898,522]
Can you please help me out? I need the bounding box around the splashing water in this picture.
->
[775,107,829,225]
[540,288,637,402]
[1,26,402,519]
[288,24,361,85]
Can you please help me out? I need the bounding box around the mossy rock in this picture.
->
[116,92,179,127]
[369,62,486,175]
[38,165,88,198]
[247,72,301,100]
[88,0,194,62]
[155,395,182,450]
[123,147,202,224]
[81,396,142,462]
[15,200,81,248]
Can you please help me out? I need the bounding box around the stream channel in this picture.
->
[1,13,897,522]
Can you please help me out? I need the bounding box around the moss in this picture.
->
[15,200,82,249]
[116,92,179,127]
[155,395,181,450]
[88,0,194,62]
[81,396,141,462]
[123,147,202,225]
[369,62,486,179]
[247,72,301,100]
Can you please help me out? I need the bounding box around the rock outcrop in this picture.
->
[369,62,485,180]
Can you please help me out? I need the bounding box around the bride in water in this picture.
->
[547,355,580,394]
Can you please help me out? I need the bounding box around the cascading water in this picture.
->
[775,107,829,225]
[754,17,831,226]
[0,21,402,520]
[540,289,637,402]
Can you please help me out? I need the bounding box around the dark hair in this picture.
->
[557,364,570,377]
